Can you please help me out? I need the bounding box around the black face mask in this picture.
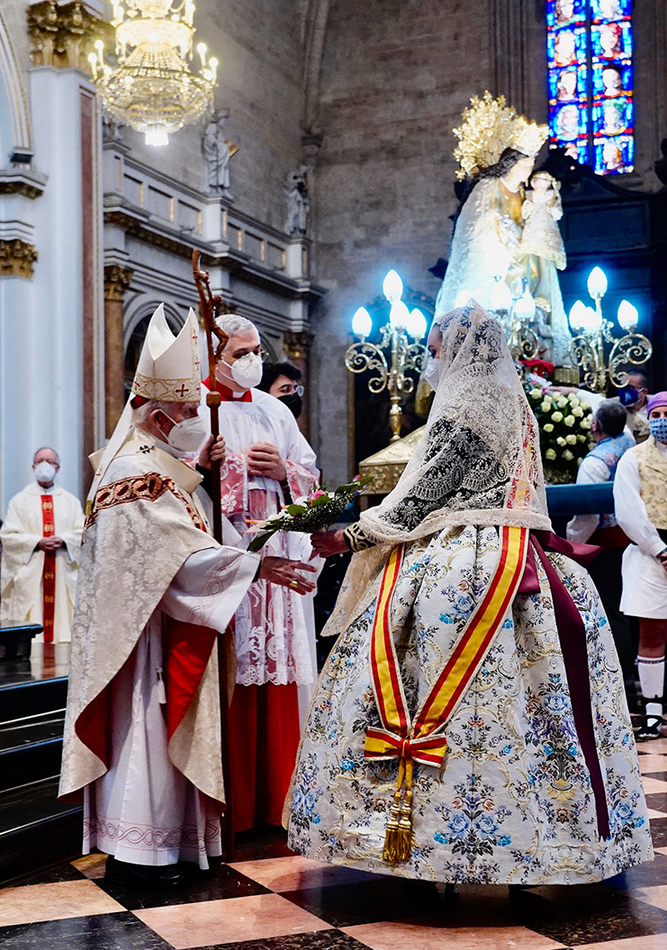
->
[278,392,302,419]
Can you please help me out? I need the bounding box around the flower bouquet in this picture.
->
[526,387,594,484]
[248,476,373,552]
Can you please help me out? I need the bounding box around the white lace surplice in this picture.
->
[208,388,320,687]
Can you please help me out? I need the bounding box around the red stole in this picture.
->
[40,494,56,643]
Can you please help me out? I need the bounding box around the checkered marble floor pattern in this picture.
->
[5,742,667,950]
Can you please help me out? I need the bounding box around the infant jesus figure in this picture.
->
[519,170,570,364]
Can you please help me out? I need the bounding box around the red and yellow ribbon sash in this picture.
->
[366,525,529,862]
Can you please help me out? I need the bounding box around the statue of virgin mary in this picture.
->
[435,94,571,364]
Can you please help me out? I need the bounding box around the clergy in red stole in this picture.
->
[202,314,321,832]
[59,304,315,887]
[1,447,84,643]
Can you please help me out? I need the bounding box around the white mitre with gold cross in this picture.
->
[88,303,202,503]
[131,303,201,403]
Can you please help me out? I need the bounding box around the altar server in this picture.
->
[203,315,320,831]
[59,305,314,887]
[1,448,84,642]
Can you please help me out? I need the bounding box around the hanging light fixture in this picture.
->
[89,1,217,147]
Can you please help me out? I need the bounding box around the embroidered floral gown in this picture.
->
[286,304,652,885]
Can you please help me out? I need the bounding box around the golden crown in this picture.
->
[453,91,549,180]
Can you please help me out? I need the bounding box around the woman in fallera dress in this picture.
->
[285,301,652,885]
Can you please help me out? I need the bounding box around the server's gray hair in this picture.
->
[216,313,257,340]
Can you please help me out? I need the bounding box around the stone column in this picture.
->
[27,0,106,499]
[104,264,133,436]
[0,240,38,511]
[283,330,313,439]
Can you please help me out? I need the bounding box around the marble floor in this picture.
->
[4,742,667,949]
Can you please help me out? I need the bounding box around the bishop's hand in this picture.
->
[198,434,226,470]
[258,556,317,594]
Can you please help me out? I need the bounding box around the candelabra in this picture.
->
[489,276,540,364]
[568,267,652,393]
[346,270,428,442]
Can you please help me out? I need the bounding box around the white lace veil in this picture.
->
[321,299,550,638]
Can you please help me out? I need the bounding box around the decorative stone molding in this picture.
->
[283,330,313,361]
[0,239,38,278]
[28,1,107,73]
[104,263,134,301]
[0,168,47,200]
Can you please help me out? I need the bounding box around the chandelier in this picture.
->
[89,1,217,147]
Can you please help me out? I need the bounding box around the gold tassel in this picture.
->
[382,756,414,863]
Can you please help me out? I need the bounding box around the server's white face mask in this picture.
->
[34,461,57,483]
[423,356,442,392]
[216,352,263,390]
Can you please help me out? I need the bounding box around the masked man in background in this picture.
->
[1,447,84,642]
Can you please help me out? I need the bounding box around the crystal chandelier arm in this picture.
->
[345,341,389,393]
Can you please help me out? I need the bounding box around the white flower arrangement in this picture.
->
[526,387,594,483]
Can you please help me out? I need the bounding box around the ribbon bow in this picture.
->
[364,727,448,768]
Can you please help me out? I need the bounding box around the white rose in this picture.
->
[552,411,563,423]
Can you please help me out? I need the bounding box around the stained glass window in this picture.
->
[547,0,633,175]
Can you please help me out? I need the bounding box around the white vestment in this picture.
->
[203,385,321,696]
[614,441,667,619]
[60,430,259,867]
[0,483,84,642]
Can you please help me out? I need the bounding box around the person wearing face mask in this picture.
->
[257,360,305,421]
[0,447,84,643]
[551,371,650,444]
[202,314,321,833]
[60,304,316,887]
[614,391,667,740]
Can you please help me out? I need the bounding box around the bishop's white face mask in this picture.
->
[423,356,442,392]
[217,352,263,390]
[159,413,207,453]
[34,461,57,483]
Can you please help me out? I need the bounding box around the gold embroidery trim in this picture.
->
[84,472,206,532]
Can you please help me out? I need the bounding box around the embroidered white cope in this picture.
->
[0,483,84,642]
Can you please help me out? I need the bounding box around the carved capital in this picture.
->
[0,239,38,279]
[104,264,134,301]
[28,1,108,72]
[283,330,314,360]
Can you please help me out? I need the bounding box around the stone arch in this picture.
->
[0,9,32,164]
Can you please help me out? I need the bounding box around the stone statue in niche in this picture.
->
[203,110,238,197]
[102,112,125,144]
[285,164,310,235]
